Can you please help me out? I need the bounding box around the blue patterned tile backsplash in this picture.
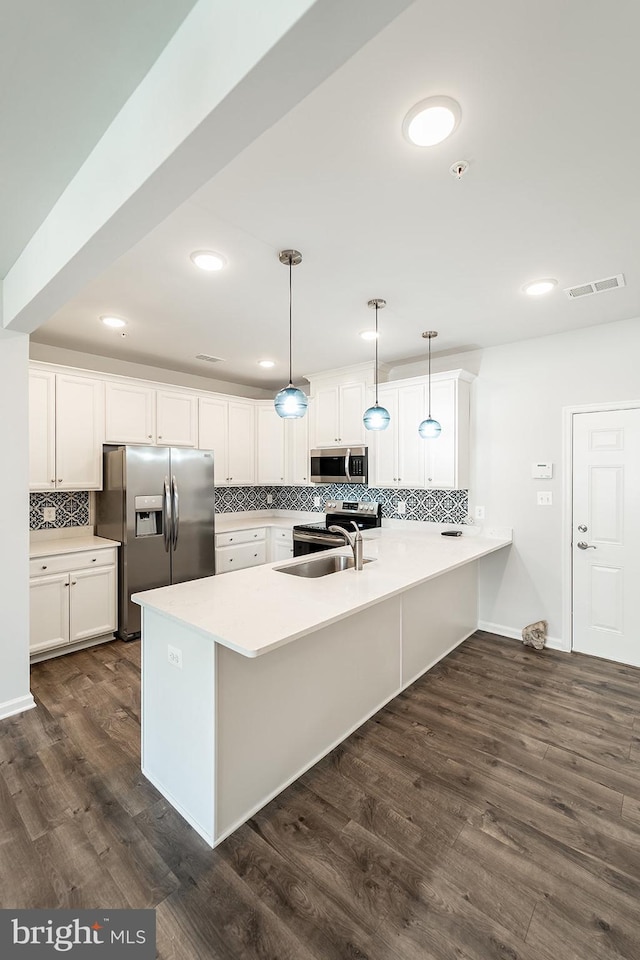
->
[216,484,468,523]
[30,491,90,530]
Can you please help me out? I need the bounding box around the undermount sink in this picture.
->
[274,554,376,578]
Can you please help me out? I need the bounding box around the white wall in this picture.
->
[0,331,35,718]
[29,342,272,399]
[392,316,640,646]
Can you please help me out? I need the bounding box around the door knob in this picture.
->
[578,524,587,533]
[577,541,597,550]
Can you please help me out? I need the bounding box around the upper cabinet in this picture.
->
[371,371,472,490]
[255,402,311,485]
[199,396,255,484]
[105,382,196,447]
[29,370,104,491]
[306,364,383,448]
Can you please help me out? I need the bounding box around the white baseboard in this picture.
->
[0,693,37,721]
[477,620,570,653]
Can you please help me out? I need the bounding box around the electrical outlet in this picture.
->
[167,645,182,669]
[397,501,406,514]
[537,491,553,506]
[474,505,485,520]
[266,493,273,505]
[313,496,321,508]
[43,507,56,522]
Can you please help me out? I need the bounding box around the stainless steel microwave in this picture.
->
[310,446,368,484]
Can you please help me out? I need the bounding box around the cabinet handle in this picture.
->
[229,558,233,562]
[428,477,433,482]
[65,582,69,587]
[41,565,48,570]
[91,558,97,562]
[58,479,62,483]
[148,434,152,439]
[72,580,77,585]
[50,479,55,484]
[158,435,162,439]
[398,477,402,482]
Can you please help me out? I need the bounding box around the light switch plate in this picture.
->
[532,462,553,479]
[43,507,56,522]
[537,491,553,506]
[474,505,485,520]
[313,496,321,508]
[397,501,406,514]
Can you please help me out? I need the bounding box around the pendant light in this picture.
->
[418,330,442,438]
[274,249,308,419]
[362,298,391,431]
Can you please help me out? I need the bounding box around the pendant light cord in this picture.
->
[288,255,293,387]
[374,301,379,405]
[428,334,432,417]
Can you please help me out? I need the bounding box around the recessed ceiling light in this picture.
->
[402,96,461,147]
[258,360,275,368]
[190,250,227,272]
[100,315,127,328]
[360,330,379,341]
[523,278,558,296]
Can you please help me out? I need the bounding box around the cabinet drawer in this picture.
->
[29,548,117,578]
[272,528,293,541]
[215,528,266,548]
[216,542,266,573]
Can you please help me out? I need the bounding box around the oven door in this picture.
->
[293,531,344,558]
[310,447,368,484]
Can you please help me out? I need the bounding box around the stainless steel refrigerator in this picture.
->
[96,445,215,640]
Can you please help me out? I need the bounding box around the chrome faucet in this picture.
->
[328,521,364,571]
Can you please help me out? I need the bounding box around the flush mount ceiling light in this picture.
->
[418,331,442,439]
[190,250,227,272]
[403,96,461,147]
[274,250,308,419]
[523,278,557,296]
[100,315,127,329]
[360,330,379,341]
[258,359,275,368]
[363,299,391,432]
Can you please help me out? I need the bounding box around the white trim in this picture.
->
[0,694,36,721]
[477,620,569,652]
[29,633,115,664]
[562,398,640,655]
[141,766,214,846]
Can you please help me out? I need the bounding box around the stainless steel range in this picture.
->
[292,500,382,557]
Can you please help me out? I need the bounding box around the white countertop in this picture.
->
[29,535,120,559]
[133,525,511,659]
[214,511,321,533]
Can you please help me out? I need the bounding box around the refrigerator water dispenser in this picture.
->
[134,495,163,537]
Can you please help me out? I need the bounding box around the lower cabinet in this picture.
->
[29,548,117,656]
[215,525,294,572]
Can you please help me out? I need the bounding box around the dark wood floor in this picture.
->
[1,632,639,959]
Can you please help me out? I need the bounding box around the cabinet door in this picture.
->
[339,382,366,444]
[371,387,398,486]
[227,402,255,484]
[397,383,426,488]
[156,390,197,447]
[55,374,104,490]
[29,573,70,652]
[286,414,310,484]
[272,540,294,562]
[216,541,266,573]
[425,379,456,488]
[29,370,56,491]
[198,397,229,480]
[69,566,116,643]
[256,404,286,484]
[105,381,155,444]
[313,386,340,446]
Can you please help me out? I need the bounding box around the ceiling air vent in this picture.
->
[564,274,625,299]
[195,354,225,363]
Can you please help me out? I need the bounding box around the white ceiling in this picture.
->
[0,0,196,277]
[30,0,640,388]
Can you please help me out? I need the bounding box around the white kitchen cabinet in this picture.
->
[371,371,472,489]
[105,381,156,444]
[29,547,117,656]
[156,389,198,447]
[270,527,294,562]
[286,414,310,485]
[256,403,286,484]
[215,528,267,573]
[29,370,104,491]
[372,383,425,487]
[199,397,255,484]
[312,381,366,446]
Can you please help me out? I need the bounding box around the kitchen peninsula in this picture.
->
[133,524,511,847]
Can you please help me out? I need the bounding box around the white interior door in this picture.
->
[572,407,640,666]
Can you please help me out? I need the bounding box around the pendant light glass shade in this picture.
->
[275,249,307,419]
[363,403,391,431]
[274,384,308,418]
[363,298,390,431]
[419,329,441,440]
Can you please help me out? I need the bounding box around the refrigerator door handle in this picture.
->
[172,476,179,549]
[163,476,172,552]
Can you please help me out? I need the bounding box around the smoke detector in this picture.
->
[564,274,625,299]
